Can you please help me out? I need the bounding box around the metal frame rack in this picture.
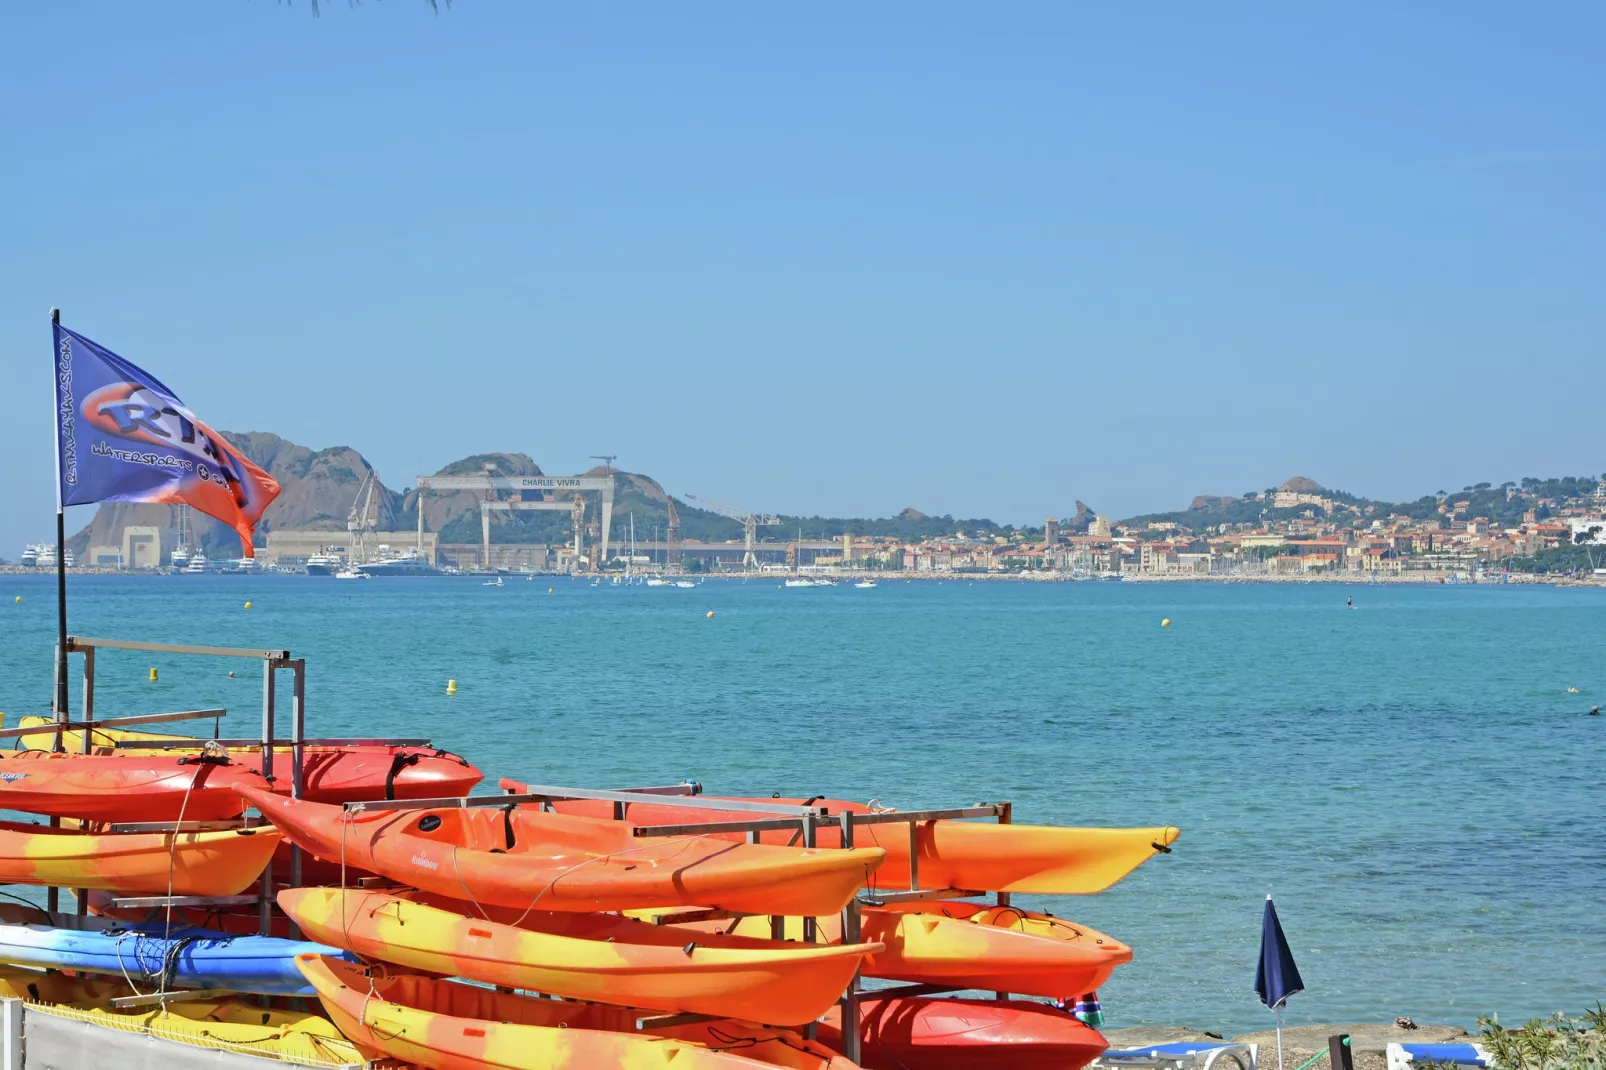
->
[346,782,1020,1064]
[7,636,436,946]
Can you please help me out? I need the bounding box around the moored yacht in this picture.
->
[19,545,42,567]
[183,553,209,574]
[355,547,442,577]
[305,553,342,577]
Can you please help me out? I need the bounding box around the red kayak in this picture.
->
[0,746,482,824]
[817,996,1108,1070]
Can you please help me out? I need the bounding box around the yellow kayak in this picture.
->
[281,886,880,1025]
[0,966,363,1066]
[298,953,858,1069]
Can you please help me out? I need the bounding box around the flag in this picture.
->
[53,322,281,556]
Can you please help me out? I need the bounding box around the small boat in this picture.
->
[675,580,697,588]
[483,576,504,587]
[297,954,857,1070]
[280,887,880,1025]
[783,577,820,587]
[502,780,1179,895]
[0,905,349,997]
[0,819,278,896]
[817,995,1108,1070]
[1,729,484,822]
[242,787,886,916]
[333,566,368,580]
[688,900,1130,1000]
[855,580,878,589]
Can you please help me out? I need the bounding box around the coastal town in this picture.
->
[12,470,1606,584]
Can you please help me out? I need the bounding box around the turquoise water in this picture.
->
[1,574,1602,1033]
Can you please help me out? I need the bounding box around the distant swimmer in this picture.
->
[1347,596,1353,609]
[1592,706,1600,717]
[227,671,236,679]
[1568,687,1581,693]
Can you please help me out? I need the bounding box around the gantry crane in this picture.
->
[346,468,382,564]
[685,494,780,569]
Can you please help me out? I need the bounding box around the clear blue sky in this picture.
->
[3,2,1602,552]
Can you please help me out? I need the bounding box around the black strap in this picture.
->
[383,751,422,801]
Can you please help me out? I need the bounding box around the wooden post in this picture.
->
[1329,1035,1354,1070]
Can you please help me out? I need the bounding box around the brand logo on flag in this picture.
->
[53,324,281,556]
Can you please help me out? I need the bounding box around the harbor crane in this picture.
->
[590,454,618,470]
[346,468,382,565]
[685,494,780,569]
[414,473,615,572]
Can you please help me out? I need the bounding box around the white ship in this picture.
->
[305,553,342,577]
[356,548,441,577]
[183,553,209,574]
[19,545,43,567]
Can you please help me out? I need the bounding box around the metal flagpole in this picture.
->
[51,308,69,737]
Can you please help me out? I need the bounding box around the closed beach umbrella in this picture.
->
[1255,895,1304,1070]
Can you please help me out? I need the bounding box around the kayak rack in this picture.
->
[433,781,1021,1063]
[49,635,323,936]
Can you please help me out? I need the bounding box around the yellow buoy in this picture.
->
[12,596,19,604]
[446,679,458,696]
[148,667,158,682]
[243,601,252,610]
[777,584,783,589]
[706,611,715,619]
[1161,618,1172,628]
[547,587,553,594]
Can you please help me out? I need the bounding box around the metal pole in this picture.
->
[50,310,68,736]
[259,661,276,936]
[994,801,1012,1000]
[79,647,95,752]
[801,811,817,1042]
[287,660,305,937]
[838,811,862,1064]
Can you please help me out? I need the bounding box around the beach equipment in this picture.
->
[1254,895,1305,1070]
[1386,1044,1492,1070]
[1095,1042,1259,1070]
[241,786,886,915]
[13,714,484,801]
[296,953,857,1069]
[680,899,1131,999]
[0,904,350,996]
[279,886,883,1025]
[500,779,1179,894]
[0,819,278,896]
[0,735,482,822]
[815,994,1109,1070]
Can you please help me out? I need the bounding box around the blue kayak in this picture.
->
[0,910,352,996]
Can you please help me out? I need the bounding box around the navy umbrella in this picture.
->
[1255,895,1304,1070]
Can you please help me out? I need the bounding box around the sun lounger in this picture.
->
[1386,1043,1491,1070]
[1097,1041,1259,1070]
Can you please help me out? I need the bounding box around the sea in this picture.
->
[0,573,1601,1035]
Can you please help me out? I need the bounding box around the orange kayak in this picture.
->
[0,747,483,824]
[0,819,278,896]
[281,887,879,1025]
[298,954,859,1070]
[683,899,1131,999]
[817,995,1107,1070]
[242,787,885,915]
[502,780,1180,894]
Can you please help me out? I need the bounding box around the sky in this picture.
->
[2,2,1603,552]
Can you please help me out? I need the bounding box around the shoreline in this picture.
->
[0,565,1597,587]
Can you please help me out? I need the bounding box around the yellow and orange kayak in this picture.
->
[242,787,885,916]
[297,953,860,1070]
[0,819,279,896]
[280,887,880,1025]
[684,899,1131,999]
[502,779,1180,895]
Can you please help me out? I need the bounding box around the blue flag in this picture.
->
[53,322,281,555]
